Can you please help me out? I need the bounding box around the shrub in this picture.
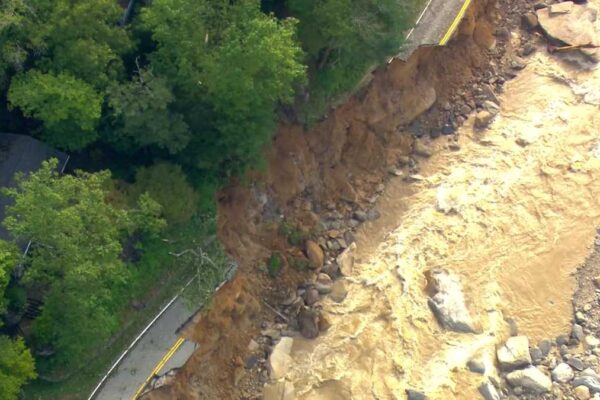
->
[131,162,199,225]
[268,252,284,277]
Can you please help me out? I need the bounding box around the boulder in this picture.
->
[405,389,427,400]
[304,287,320,306]
[305,241,324,270]
[475,111,494,129]
[269,337,294,380]
[263,380,295,400]
[479,380,501,400]
[353,210,368,222]
[330,280,348,303]
[572,323,585,342]
[366,208,381,221]
[530,346,543,363]
[321,263,339,279]
[522,12,539,29]
[425,268,476,333]
[538,339,552,356]
[536,3,599,60]
[585,335,600,349]
[568,357,586,371]
[484,100,501,115]
[314,282,332,295]
[337,243,356,276]
[551,363,574,383]
[413,140,433,158]
[506,367,552,393]
[573,374,600,393]
[298,307,319,339]
[497,336,532,370]
[317,273,332,285]
[575,385,591,400]
[467,357,486,374]
[549,1,574,15]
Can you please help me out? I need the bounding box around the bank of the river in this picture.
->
[141,0,600,398]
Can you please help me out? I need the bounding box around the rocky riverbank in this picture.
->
[474,231,600,400]
[251,1,600,399]
[140,0,600,398]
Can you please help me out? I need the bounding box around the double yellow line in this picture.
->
[439,0,473,45]
[132,337,185,399]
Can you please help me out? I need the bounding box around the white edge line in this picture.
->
[393,0,436,61]
[87,274,198,400]
[89,259,238,400]
[415,0,435,26]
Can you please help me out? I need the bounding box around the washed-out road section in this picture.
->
[95,299,195,400]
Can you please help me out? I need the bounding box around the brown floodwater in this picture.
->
[285,42,600,399]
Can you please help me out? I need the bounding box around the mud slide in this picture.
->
[143,1,600,399]
[285,29,600,400]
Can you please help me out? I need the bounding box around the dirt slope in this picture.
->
[141,0,542,398]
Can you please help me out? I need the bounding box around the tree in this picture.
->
[7,70,102,150]
[0,240,35,400]
[141,0,305,175]
[197,3,306,172]
[22,0,132,89]
[107,69,191,154]
[130,163,199,225]
[0,240,19,315]
[286,0,417,117]
[0,336,36,400]
[0,0,28,90]
[2,159,165,365]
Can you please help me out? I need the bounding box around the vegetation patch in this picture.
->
[268,252,284,278]
[279,220,308,247]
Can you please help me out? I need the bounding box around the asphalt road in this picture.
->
[95,299,196,400]
[397,0,472,60]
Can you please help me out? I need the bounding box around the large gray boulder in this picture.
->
[497,336,532,371]
[425,268,476,333]
[506,367,552,393]
[536,2,599,60]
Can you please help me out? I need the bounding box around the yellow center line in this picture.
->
[439,0,473,46]
[132,337,185,400]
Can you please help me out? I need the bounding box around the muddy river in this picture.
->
[284,46,600,398]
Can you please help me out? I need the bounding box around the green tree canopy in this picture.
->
[0,240,19,316]
[286,0,417,117]
[8,70,103,150]
[0,0,28,90]
[2,159,165,365]
[107,69,191,154]
[21,0,131,89]
[141,0,305,175]
[0,336,36,400]
[130,162,199,225]
[0,239,35,400]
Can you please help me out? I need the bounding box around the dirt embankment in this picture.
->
[143,0,529,398]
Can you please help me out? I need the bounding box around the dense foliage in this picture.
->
[3,159,165,367]
[130,162,199,225]
[0,0,417,395]
[0,240,35,400]
[0,336,36,400]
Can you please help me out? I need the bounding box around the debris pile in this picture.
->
[529,1,600,62]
